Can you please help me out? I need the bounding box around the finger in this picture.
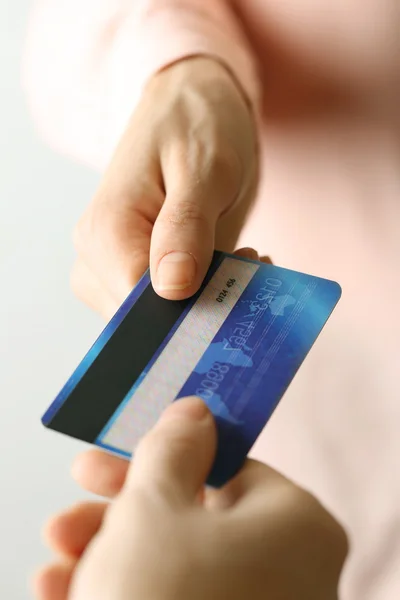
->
[234,247,259,260]
[260,255,273,264]
[150,195,215,299]
[74,128,164,306]
[204,460,288,513]
[126,397,217,506]
[228,460,301,521]
[225,461,349,579]
[74,202,155,307]
[150,145,242,300]
[33,562,74,600]
[44,502,107,558]
[70,260,118,321]
[71,450,129,498]
[234,248,273,265]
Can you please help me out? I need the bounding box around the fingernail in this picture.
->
[156,252,196,291]
[162,397,210,422]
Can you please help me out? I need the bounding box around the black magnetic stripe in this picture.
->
[46,283,191,442]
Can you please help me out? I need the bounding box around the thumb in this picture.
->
[150,148,243,300]
[126,397,217,506]
[150,190,218,300]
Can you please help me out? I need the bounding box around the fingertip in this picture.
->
[70,450,96,483]
[160,396,212,423]
[41,504,78,545]
[42,502,84,555]
[234,247,259,261]
[31,567,46,600]
[260,255,273,265]
[45,502,108,558]
[152,252,206,301]
[71,450,129,498]
[32,562,74,600]
[42,511,63,548]
[154,251,196,292]
[233,249,273,265]
[128,397,217,504]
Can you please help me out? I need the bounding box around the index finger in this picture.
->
[71,450,129,498]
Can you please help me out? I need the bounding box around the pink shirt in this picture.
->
[23,2,400,598]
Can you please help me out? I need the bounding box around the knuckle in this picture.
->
[210,151,242,200]
[293,486,327,523]
[74,190,156,256]
[331,520,350,565]
[71,195,123,257]
[210,144,242,180]
[319,507,349,563]
[161,199,210,230]
[294,488,349,562]
[179,139,244,211]
[193,140,242,188]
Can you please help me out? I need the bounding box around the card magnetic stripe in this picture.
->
[42,253,226,441]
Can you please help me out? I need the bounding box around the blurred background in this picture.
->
[2,2,399,599]
[0,2,102,596]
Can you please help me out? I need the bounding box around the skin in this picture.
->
[70,57,259,320]
[34,397,348,600]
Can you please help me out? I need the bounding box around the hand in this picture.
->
[35,397,348,600]
[71,57,258,319]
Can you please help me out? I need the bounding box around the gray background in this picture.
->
[0,2,102,597]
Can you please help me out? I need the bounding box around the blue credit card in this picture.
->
[42,251,341,487]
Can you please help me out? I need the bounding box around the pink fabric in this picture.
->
[22,0,260,169]
[23,2,400,598]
